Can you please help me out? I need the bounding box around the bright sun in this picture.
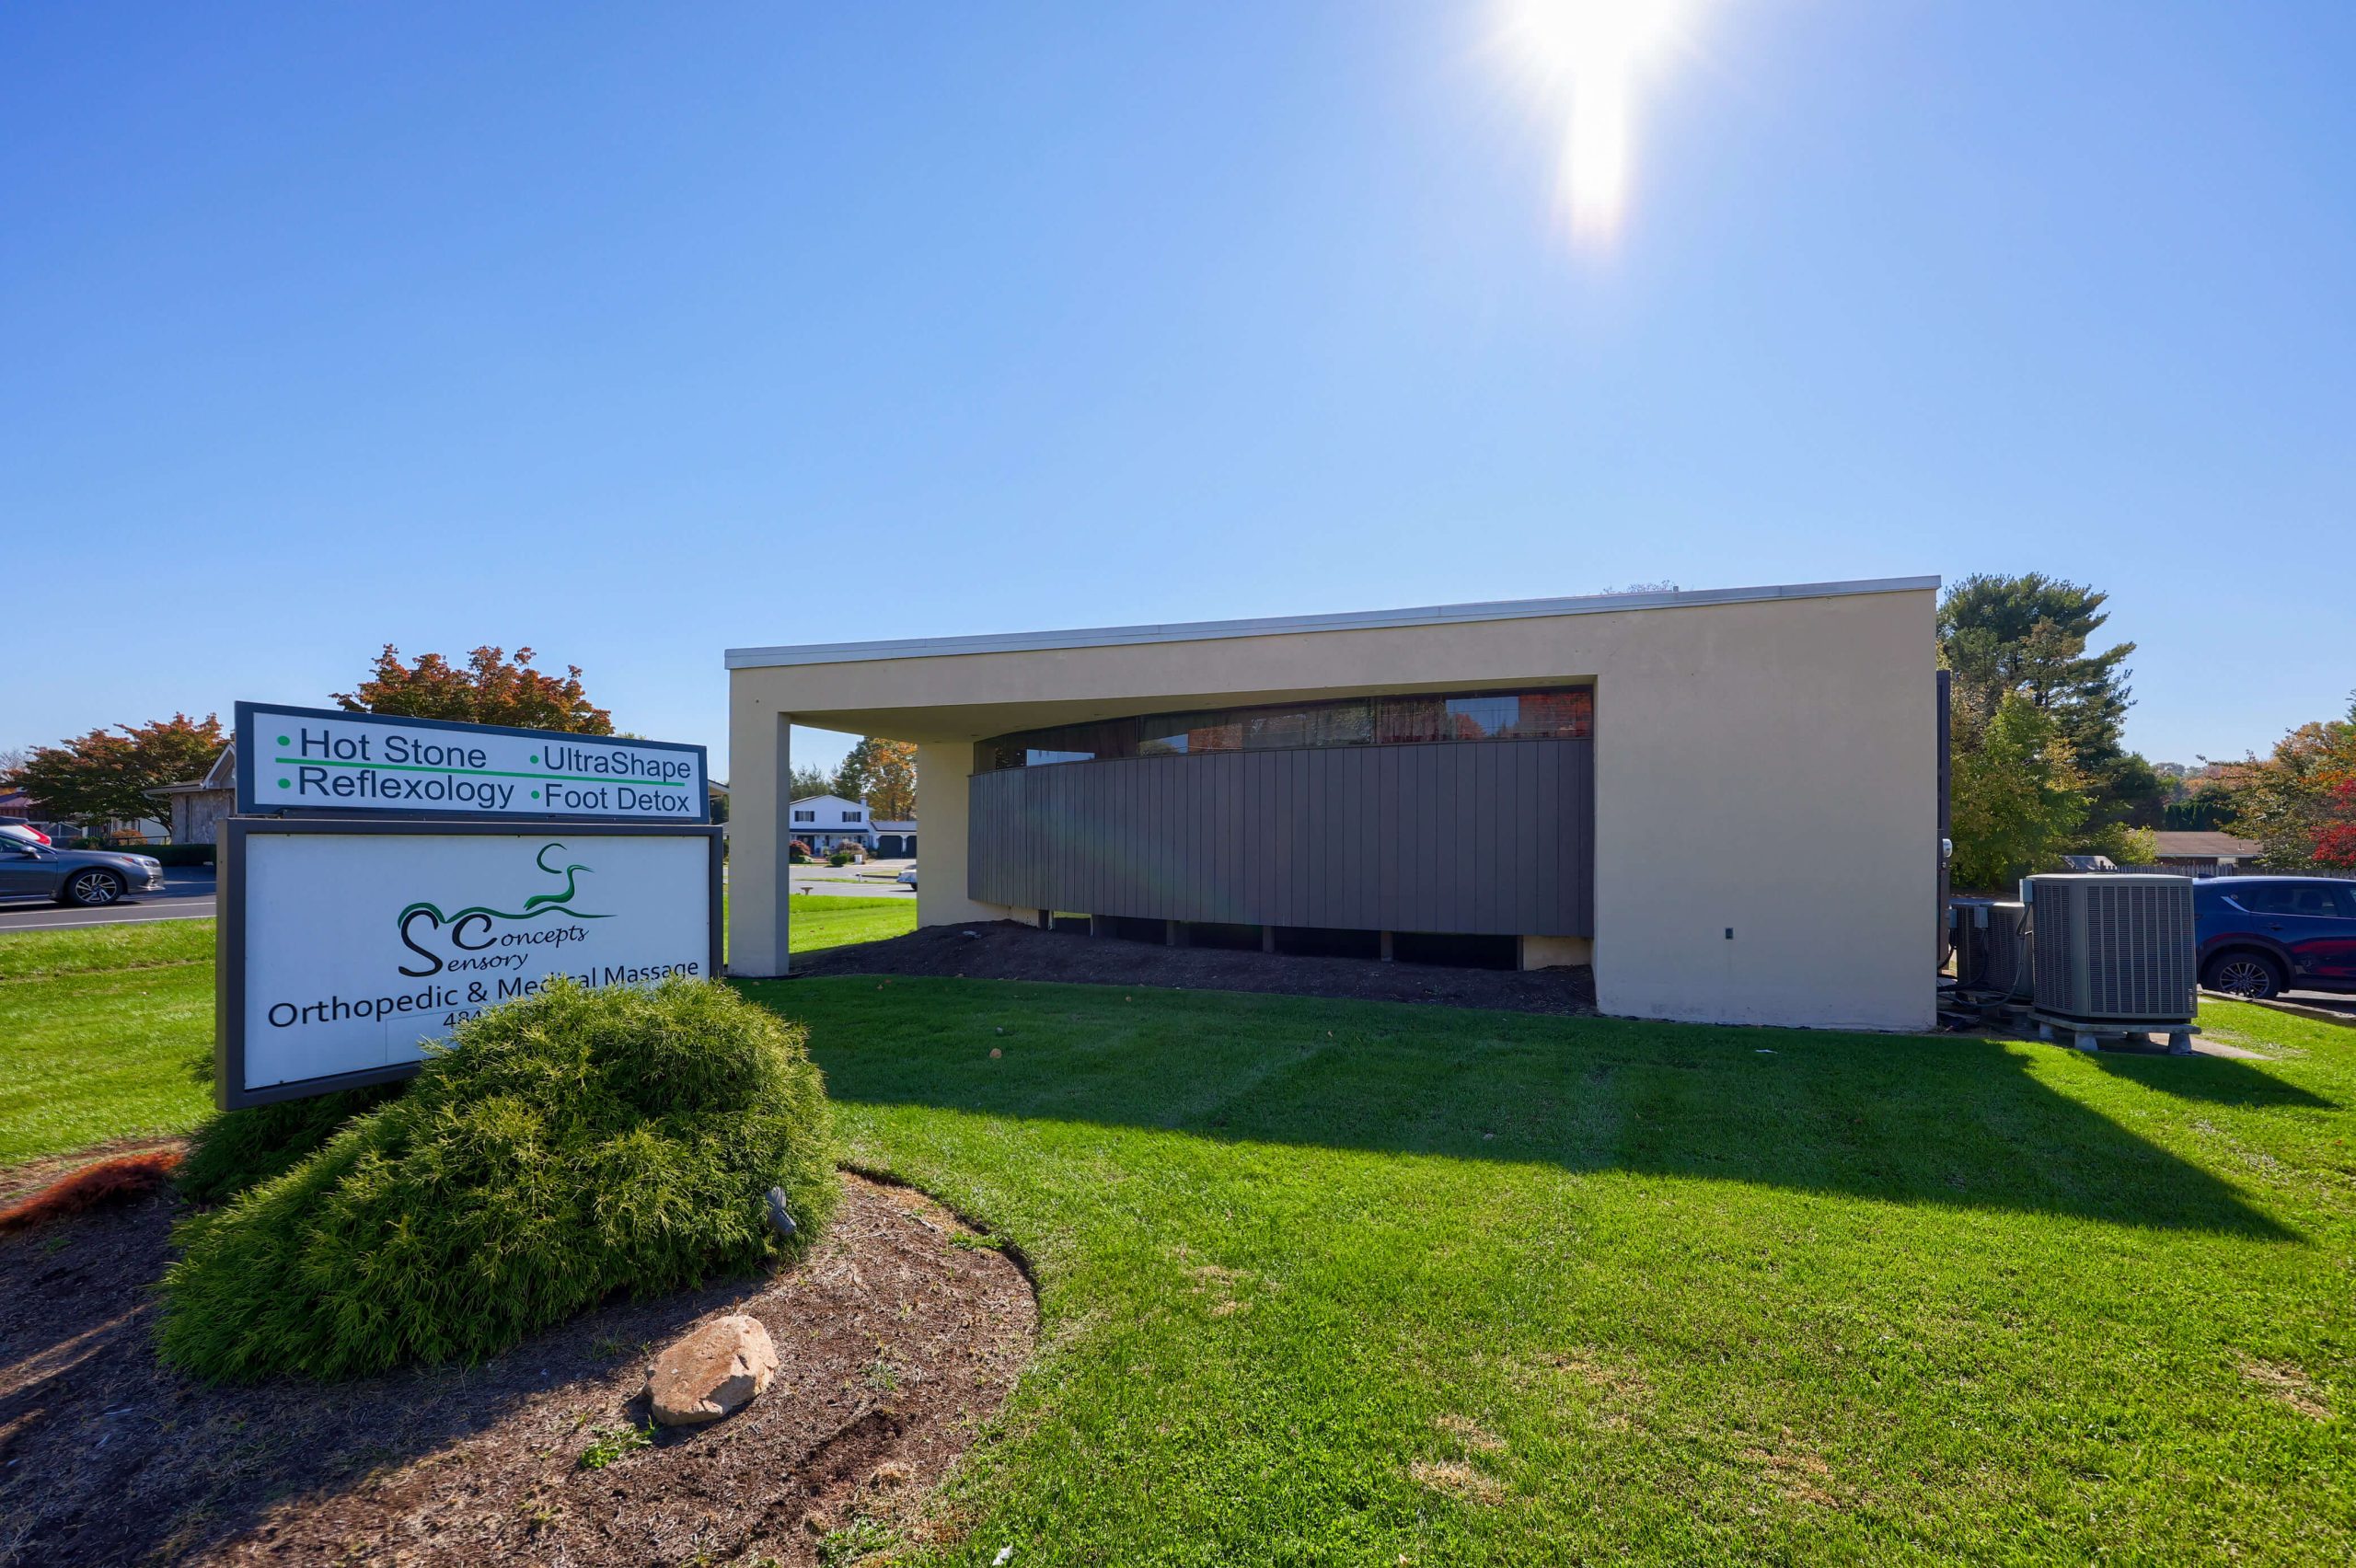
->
[1495,0,1702,243]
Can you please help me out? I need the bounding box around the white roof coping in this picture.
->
[726,575,1939,671]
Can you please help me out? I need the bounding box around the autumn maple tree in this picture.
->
[2223,692,2356,870]
[831,737,918,820]
[333,646,613,733]
[6,712,225,835]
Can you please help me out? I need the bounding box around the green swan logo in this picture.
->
[523,843,592,912]
[396,842,611,977]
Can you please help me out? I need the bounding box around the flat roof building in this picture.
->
[727,576,1939,1032]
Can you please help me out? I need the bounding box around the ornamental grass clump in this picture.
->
[158,977,836,1383]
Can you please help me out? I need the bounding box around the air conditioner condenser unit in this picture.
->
[2021,873,2196,1050]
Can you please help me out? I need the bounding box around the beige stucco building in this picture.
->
[726,576,1940,1032]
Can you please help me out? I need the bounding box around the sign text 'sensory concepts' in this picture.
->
[235,702,708,823]
[217,820,721,1108]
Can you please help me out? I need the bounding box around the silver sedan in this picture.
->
[0,838,168,906]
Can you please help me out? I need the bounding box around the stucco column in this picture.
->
[913,740,1016,928]
[728,691,792,976]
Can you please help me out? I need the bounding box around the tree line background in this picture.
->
[6,610,2350,878]
[0,645,915,838]
[1940,573,2354,887]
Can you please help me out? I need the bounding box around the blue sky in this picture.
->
[5,2,2349,778]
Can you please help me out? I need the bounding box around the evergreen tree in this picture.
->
[1937,573,2160,830]
[1949,693,2111,888]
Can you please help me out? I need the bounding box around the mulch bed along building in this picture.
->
[791,918,1600,1016]
[0,1172,1036,1567]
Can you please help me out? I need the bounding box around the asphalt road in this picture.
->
[779,859,917,898]
[0,859,916,934]
[0,868,220,931]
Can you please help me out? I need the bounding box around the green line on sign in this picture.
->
[272,756,692,789]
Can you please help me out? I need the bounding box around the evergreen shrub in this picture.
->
[159,977,836,1382]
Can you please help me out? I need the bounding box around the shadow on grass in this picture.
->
[750,975,2299,1239]
[2084,1048,2338,1110]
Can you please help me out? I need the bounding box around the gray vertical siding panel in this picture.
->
[1226,755,1242,923]
[1497,744,1520,934]
[964,739,1593,936]
[1262,755,1278,926]
[1394,744,1414,928]
[1290,751,1311,928]
[1377,745,1402,929]
[1414,745,1437,930]
[1526,744,1545,932]
[1316,750,1341,927]
[1468,744,1489,932]
[1534,745,1562,932]
[1296,751,1318,927]
[1328,750,1352,926]
[1574,740,1597,931]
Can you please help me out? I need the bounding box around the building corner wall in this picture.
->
[1587,590,1937,1032]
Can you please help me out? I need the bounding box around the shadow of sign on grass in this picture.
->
[762,978,2303,1239]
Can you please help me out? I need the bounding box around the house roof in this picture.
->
[2153,831,2262,858]
[148,743,238,801]
[725,575,1942,671]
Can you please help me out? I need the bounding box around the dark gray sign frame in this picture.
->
[215,816,724,1111]
[233,701,710,824]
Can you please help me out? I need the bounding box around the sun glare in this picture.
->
[1496,0,1700,243]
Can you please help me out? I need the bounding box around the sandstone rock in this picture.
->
[646,1313,778,1426]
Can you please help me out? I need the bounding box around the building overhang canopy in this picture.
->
[725,577,1937,743]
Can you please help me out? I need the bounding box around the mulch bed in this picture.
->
[791,918,1600,1016]
[0,1171,1036,1567]
[0,1137,186,1207]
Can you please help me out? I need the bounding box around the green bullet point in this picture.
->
[277,778,291,790]
[532,790,541,799]
[530,754,539,763]
[276,735,290,746]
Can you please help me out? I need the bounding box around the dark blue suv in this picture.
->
[2192,876,2356,998]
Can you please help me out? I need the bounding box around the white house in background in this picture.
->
[788,794,918,855]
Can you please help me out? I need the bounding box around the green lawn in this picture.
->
[740,977,2356,1565]
[0,944,215,1165]
[779,894,918,952]
[0,896,915,1167]
[6,910,2350,1562]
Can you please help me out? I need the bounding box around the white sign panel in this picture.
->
[235,702,707,822]
[222,823,719,1106]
